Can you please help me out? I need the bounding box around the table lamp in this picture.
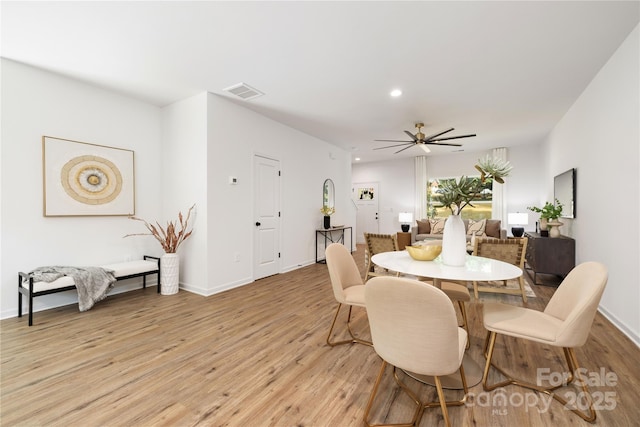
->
[508,212,528,238]
[398,212,413,232]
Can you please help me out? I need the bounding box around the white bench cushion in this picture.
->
[27,260,159,293]
[100,260,159,278]
[31,276,76,293]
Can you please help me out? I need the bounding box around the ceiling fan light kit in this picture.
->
[374,122,476,154]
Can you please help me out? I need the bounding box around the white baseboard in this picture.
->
[598,305,640,348]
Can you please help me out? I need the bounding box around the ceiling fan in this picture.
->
[374,122,476,154]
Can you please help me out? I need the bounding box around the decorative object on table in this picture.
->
[124,204,195,295]
[527,199,564,238]
[437,155,512,266]
[42,136,135,217]
[321,178,335,229]
[546,220,564,238]
[398,212,413,232]
[406,243,442,261]
[507,212,529,237]
[320,206,334,229]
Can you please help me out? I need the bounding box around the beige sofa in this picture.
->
[411,218,506,244]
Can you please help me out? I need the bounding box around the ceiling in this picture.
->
[2,1,638,163]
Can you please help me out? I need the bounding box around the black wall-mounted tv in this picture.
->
[554,168,576,218]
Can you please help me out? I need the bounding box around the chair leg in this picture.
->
[364,361,423,427]
[472,281,479,299]
[326,303,372,347]
[457,301,470,349]
[434,376,451,427]
[483,331,597,422]
[518,276,528,303]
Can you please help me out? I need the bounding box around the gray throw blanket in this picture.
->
[29,266,116,312]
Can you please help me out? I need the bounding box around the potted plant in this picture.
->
[437,155,512,215]
[124,204,195,294]
[527,199,563,221]
[320,206,335,229]
[527,199,564,237]
[436,155,512,266]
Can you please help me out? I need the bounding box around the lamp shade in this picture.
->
[398,212,413,224]
[508,212,529,225]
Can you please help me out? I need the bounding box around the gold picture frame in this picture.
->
[42,136,135,216]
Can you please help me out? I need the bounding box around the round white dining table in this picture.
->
[371,250,523,284]
[370,249,523,389]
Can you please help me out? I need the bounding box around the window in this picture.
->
[427,177,493,220]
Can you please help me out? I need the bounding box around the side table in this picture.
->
[316,226,353,263]
[396,232,411,250]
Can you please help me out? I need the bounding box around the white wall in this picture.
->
[1,59,163,318]
[161,93,209,294]
[205,94,354,294]
[544,25,639,344]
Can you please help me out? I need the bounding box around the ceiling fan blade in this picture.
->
[431,133,477,142]
[373,142,415,150]
[394,144,416,154]
[423,128,454,142]
[404,130,418,141]
[423,141,463,147]
[374,139,413,143]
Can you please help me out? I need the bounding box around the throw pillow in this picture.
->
[485,220,501,238]
[416,219,430,234]
[429,218,446,234]
[467,218,488,237]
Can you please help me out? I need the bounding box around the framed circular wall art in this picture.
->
[42,136,135,216]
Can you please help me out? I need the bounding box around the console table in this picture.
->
[316,226,353,263]
[524,232,575,285]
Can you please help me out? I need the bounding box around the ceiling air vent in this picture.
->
[223,82,264,100]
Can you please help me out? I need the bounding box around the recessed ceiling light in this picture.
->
[355,157,361,161]
[390,89,402,97]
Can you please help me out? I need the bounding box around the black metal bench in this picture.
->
[18,255,161,326]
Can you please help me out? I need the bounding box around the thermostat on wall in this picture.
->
[228,176,238,185]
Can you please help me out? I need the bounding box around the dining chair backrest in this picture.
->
[365,276,465,376]
[473,237,527,268]
[325,243,364,304]
[364,233,399,256]
[543,261,608,347]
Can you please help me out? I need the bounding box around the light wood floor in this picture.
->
[2,245,638,426]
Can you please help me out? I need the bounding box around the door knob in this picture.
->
[255,222,261,226]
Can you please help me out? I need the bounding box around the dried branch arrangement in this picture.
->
[124,204,195,253]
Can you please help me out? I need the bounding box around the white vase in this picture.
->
[441,214,467,266]
[161,253,180,295]
[539,217,548,231]
[547,221,563,238]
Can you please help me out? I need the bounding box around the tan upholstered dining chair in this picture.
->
[324,243,372,347]
[472,237,528,302]
[482,261,608,422]
[363,233,400,282]
[364,276,468,427]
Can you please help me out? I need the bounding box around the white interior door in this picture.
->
[254,155,280,279]
[352,182,379,244]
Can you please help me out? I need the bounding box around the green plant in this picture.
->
[527,199,563,220]
[437,155,512,215]
[320,206,335,216]
[124,204,195,253]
